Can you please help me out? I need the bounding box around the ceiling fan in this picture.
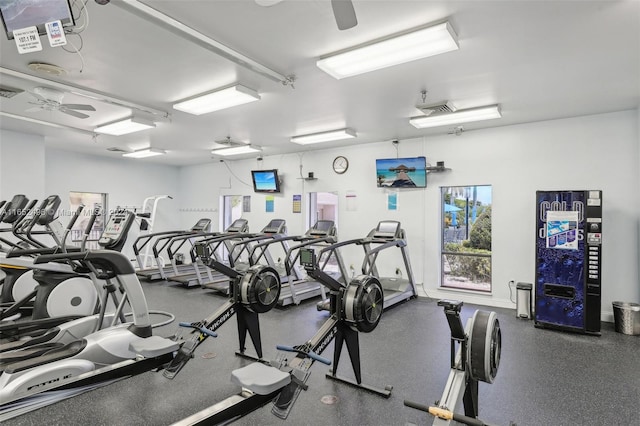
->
[256,0,358,30]
[26,87,96,119]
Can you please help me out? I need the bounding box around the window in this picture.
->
[441,185,492,292]
[222,195,243,230]
[307,192,338,230]
[69,191,107,250]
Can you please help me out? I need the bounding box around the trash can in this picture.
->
[516,282,533,320]
[612,301,640,336]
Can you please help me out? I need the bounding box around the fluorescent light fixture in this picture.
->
[173,85,260,115]
[211,145,261,156]
[95,116,156,136]
[317,22,459,79]
[409,105,502,129]
[291,128,357,145]
[122,148,166,158]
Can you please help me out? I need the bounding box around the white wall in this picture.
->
[44,147,181,258]
[178,110,640,319]
[0,129,45,200]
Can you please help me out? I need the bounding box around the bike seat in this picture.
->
[231,362,291,395]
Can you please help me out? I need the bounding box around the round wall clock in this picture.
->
[332,156,349,174]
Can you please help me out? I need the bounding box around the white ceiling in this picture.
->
[0,0,638,166]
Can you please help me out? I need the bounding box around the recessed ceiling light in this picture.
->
[173,85,261,115]
[122,148,166,158]
[95,116,156,136]
[409,105,502,129]
[317,22,459,79]
[291,128,357,145]
[211,145,261,156]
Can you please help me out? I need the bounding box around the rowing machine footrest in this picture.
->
[129,336,180,358]
[231,362,291,395]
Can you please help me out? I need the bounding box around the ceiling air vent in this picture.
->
[415,101,457,116]
[106,147,128,153]
[0,85,24,99]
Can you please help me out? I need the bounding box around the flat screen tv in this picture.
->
[375,156,427,188]
[0,0,75,40]
[251,169,281,193]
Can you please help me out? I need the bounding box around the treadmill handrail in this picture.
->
[166,231,221,260]
[132,230,193,256]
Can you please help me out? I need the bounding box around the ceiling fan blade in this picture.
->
[331,0,357,30]
[28,91,47,102]
[62,103,96,111]
[255,0,284,6]
[59,107,90,119]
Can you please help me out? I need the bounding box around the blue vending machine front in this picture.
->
[534,190,602,335]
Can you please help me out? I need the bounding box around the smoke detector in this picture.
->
[27,62,68,76]
[415,101,457,116]
[0,85,24,99]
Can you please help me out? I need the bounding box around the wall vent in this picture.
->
[415,101,457,116]
[0,85,24,99]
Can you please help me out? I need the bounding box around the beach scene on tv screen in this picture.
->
[376,157,426,188]
[254,171,277,191]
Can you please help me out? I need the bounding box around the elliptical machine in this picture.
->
[0,209,135,348]
[404,300,503,426]
[0,250,180,421]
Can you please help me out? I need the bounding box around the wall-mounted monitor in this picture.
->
[251,169,281,193]
[0,0,75,40]
[376,156,427,188]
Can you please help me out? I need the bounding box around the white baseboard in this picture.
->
[417,283,615,322]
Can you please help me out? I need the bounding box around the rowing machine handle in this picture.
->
[179,322,218,338]
[404,400,488,426]
[276,344,331,365]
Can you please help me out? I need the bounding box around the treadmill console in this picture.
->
[308,220,336,237]
[262,219,286,234]
[98,210,135,251]
[191,218,212,232]
[370,221,401,240]
[226,218,249,233]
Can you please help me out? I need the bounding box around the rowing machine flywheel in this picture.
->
[240,265,281,313]
[343,275,383,333]
[468,310,501,383]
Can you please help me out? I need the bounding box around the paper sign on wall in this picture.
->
[346,191,357,212]
[265,195,274,213]
[546,210,579,250]
[387,192,398,211]
[45,20,67,47]
[13,27,43,54]
[292,194,301,213]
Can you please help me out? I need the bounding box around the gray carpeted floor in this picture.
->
[3,279,639,426]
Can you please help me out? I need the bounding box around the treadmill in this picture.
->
[201,219,288,295]
[250,220,339,306]
[134,218,211,281]
[168,219,249,287]
[317,220,416,311]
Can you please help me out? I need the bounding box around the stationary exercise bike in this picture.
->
[404,300,504,426]
[168,247,390,425]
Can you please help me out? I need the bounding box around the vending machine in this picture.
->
[534,190,603,335]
